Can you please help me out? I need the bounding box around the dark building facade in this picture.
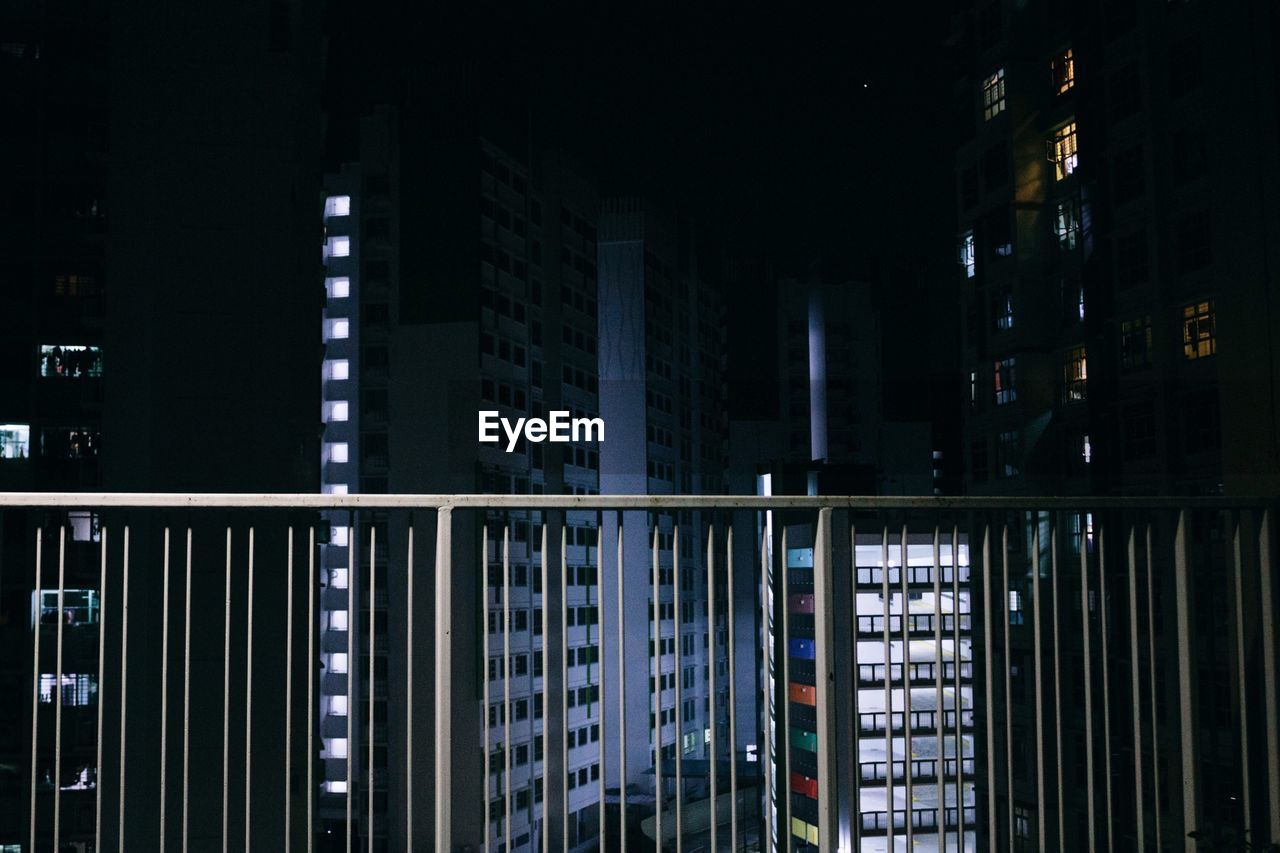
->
[952,1,1280,849]
[1,0,323,849]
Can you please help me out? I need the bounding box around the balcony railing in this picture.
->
[2,492,1277,853]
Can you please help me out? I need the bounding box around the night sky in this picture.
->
[324,2,955,271]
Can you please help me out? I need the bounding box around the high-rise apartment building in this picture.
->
[597,199,742,846]
[952,2,1280,849]
[319,102,604,850]
[2,2,322,849]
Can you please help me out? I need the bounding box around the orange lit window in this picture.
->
[1182,300,1216,360]
[1052,48,1075,94]
[1048,122,1079,180]
[1062,346,1087,403]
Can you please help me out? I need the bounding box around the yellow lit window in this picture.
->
[983,68,1007,120]
[1049,122,1079,180]
[1052,48,1075,95]
[1182,300,1216,359]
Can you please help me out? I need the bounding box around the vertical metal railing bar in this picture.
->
[980,521,995,849]
[346,516,355,853]
[707,523,718,853]
[617,516,628,853]
[932,522,945,846]
[1127,525,1146,851]
[882,522,895,850]
[1231,512,1251,840]
[727,523,737,852]
[405,523,414,850]
[1258,508,1280,842]
[222,526,232,853]
[653,523,663,852]
[780,525,791,853]
[1051,519,1064,853]
[183,527,194,853]
[813,508,836,846]
[1080,519,1096,853]
[1032,517,1046,853]
[504,524,513,853]
[1098,522,1114,852]
[561,523,570,853]
[433,506,454,851]
[951,524,962,853]
[95,525,108,853]
[368,525,377,853]
[598,519,606,848]
[761,526,772,853]
[849,521,860,853]
[285,527,293,853]
[161,526,172,851]
[27,525,40,850]
[674,523,684,853]
[308,526,316,853]
[900,523,913,850]
[540,522,550,853]
[246,526,256,853]
[120,525,132,849]
[54,526,66,852]
[1144,522,1161,853]
[407,522,417,845]
[1173,510,1197,852]
[1001,521,1013,853]
[481,523,490,852]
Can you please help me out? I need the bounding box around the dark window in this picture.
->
[1120,315,1153,370]
[1113,145,1145,204]
[984,143,1009,190]
[971,439,989,483]
[1115,229,1149,287]
[1176,209,1212,272]
[961,167,979,209]
[1181,389,1220,454]
[1170,36,1203,96]
[268,2,291,52]
[1173,129,1208,184]
[1109,64,1142,120]
[1123,401,1158,459]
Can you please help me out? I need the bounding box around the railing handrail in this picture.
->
[0,491,1271,509]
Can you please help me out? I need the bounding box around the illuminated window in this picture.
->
[994,358,1017,405]
[322,483,348,495]
[39,345,103,378]
[324,400,349,422]
[325,442,349,464]
[329,652,348,674]
[35,589,100,626]
[983,68,1007,120]
[326,236,350,258]
[1055,198,1081,250]
[326,277,350,299]
[994,288,1014,331]
[959,231,976,278]
[1062,346,1087,403]
[324,195,351,218]
[326,319,349,341]
[1182,300,1216,359]
[1082,433,1093,464]
[1120,315,1153,369]
[1051,48,1075,94]
[0,424,30,459]
[325,359,349,381]
[39,674,97,705]
[1048,122,1079,180]
[997,430,1020,478]
[1009,590,1023,625]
